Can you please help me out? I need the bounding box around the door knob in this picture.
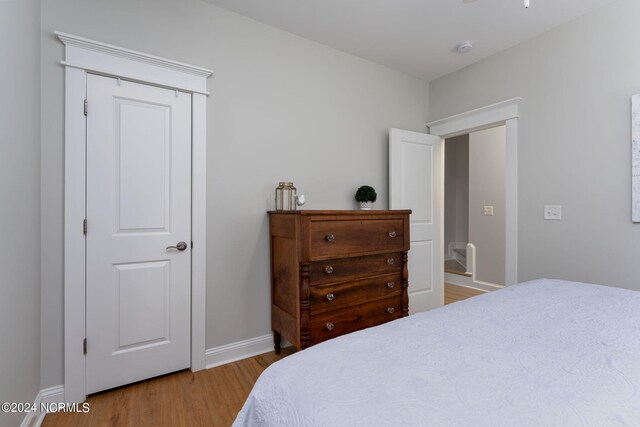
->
[166,241,188,251]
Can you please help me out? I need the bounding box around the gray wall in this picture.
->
[444,135,469,251]
[0,0,41,424]
[40,0,429,388]
[469,126,506,285]
[430,0,640,290]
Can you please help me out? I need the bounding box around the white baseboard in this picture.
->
[26,335,279,426]
[205,333,276,369]
[444,272,504,292]
[40,385,65,405]
[20,406,38,427]
[444,271,473,287]
[20,385,65,427]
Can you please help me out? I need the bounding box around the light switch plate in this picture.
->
[544,205,562,220]
[483,206,494,216]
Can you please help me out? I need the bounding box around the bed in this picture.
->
[233,279,640,426]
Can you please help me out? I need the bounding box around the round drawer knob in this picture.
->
[324,266,334,274]
[388,231,397,238]
[326,322,335,331]
[325,234,335,243]
[326,293,335,301]
[387,258,395,265]
[387,282,395,289]
[387,307,395,314]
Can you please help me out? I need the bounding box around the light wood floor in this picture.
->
[43,285,486,426]
[445,283,487,304]
[42,347,295,427]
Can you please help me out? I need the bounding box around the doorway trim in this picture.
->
[58,32,212,403]
[427,98,521,286]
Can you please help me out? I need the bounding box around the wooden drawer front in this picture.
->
[309,219,404,259]
[310,297,402,345]
[309,253,401,285]
[309,273,401,315]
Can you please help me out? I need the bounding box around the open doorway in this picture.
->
[444,125,506,290]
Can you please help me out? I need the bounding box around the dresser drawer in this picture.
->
[309,273,401,315]
[309,253,402,285]
[310,297,402,345]
[308,219,404,259]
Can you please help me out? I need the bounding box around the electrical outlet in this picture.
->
[544,205,562,220]
[483,206,494,216]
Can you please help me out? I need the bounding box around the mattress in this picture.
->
[233,279,640,427]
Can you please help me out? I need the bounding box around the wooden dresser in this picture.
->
[268,210,411,353]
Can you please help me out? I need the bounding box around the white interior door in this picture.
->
[389,128,443,313]
[86,74,192,394]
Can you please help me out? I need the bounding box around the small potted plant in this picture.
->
[355,185,377,210]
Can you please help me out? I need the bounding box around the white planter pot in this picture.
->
[359,201,373,210]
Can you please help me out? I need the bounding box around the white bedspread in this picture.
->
[233,279,640,427]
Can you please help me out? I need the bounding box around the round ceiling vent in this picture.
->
[456,41,474,53]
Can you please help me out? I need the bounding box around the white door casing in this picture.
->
[85,74,192,394]
[389,128,444,313]
[427,98,520,286]
[60,32,211,403]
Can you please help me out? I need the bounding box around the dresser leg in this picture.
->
[273,331,282,355]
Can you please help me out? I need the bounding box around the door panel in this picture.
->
[408,241,433,293]
[114,261,170,351]
[115,98,171,232]
[389,128,443,313]
[86,74,192,394]
[399,142,432,222]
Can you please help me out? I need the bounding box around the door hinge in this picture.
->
[83,338,87,355]
[83,219,87,235]
[84,99,88,116]
[191,241,193,249]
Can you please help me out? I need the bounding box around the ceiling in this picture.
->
[203,0,617,81]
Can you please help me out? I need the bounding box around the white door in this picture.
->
[86,74,192,394]
[389,128,443,313]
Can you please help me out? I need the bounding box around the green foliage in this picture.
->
[355,185,377,203]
